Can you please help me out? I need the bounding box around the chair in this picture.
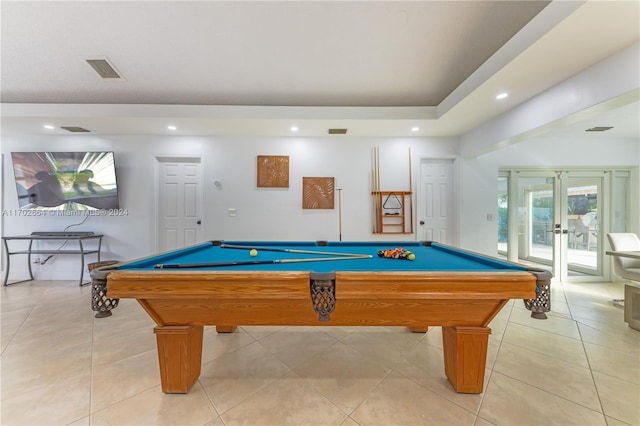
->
[606,233,640,331]
[585,212,599,251]
[607,233,640,281]
[574,220,591,249]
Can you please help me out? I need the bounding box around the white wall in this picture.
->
[454,42,640,254]
[460,42,640,157]
[2,132,637,281]
[1,134,457,280]
[460,137,639,254]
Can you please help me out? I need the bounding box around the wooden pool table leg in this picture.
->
[442,326,491,393]
[154,325,203,393]
[216,325,237,333]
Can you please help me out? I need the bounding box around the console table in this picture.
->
[2,232,103,286]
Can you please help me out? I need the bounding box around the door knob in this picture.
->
[196,220,202,225]
[419,220,425,225]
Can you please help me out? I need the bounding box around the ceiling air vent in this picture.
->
[86,59,121,79]
[61,126,91,133]
[585,126,613,132]
[328,128,348,135]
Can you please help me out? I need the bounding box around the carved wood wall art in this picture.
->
[302,177,335,209]
[257,155,289,188]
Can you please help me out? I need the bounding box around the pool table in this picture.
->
[95,240,551,394]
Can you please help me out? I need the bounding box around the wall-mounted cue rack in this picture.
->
[371,147,413,234]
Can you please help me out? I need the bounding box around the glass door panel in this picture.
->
[516,176,554,268]
[565,176,601,277]
[497,176,508,257]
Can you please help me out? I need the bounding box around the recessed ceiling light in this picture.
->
[168,125,177,130]
[290,126,298,132]
[43,124,55,130]
[411,127,419,132]
[496,93,508,100]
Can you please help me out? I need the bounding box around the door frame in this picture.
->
[153,155,204,252]
[501,167,614,283]
[557,171,607,281]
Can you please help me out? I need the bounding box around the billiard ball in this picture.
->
[250,249,258,257]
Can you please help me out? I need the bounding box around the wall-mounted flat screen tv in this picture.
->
[11,152,120,210]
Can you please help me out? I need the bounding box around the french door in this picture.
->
[500,170,607,282]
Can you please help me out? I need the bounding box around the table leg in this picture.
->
[216,325,237,333]
[154,325,203,393]
[3,239,10,286]
[79,240,85,286]
[3,239,36,286]
[27,239,34,281]
[442,326,491,393]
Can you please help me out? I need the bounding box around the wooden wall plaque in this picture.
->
[302,177,334,209]
[257,155,289,188]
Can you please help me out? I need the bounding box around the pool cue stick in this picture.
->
[155,256,370,269]
[376,146,381,232]
[219,244,371,258]
[337,188,343,241]
[371,148,375,233]
[377,146,381,190]
[371,150,376,233]
[408,147,413,233]
[408,147,412,193]
[372,146,380,233]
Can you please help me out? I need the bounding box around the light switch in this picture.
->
[228,208,237,217]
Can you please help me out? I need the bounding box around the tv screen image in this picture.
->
[11,152,119,210]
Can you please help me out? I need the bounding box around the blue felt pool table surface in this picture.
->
[117,240,529,273]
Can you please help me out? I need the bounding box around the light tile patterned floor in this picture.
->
[1,280,638,425]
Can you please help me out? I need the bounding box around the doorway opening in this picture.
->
[498,169,631,282]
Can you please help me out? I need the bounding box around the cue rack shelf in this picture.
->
[372,191,413,234]
[371,146,414,234]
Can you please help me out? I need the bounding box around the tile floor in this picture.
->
[1,279,638,425]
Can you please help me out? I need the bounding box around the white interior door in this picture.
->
[156,157,202,251]
[418,159,454,243]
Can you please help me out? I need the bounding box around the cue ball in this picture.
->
[408,253,416,261]
[250,249,258,257]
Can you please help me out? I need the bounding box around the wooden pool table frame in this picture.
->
[98,242,551,395]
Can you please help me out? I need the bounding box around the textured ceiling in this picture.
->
[1,1,549,106]
[1,1,639,140]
